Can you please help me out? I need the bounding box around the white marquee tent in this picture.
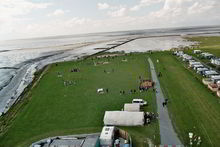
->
[124,103,140,112]
[103,111,144,126]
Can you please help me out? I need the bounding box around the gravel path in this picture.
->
[148,58,182,145]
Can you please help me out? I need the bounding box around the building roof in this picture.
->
[50,139,83,147]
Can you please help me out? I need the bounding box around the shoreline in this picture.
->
[0,65,49,135]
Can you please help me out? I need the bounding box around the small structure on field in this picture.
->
[103,111,145,126]
[100,126,115,147]
[208,83,219,92]
[97,88,104,94]
[197,68,208,74]
[124,103,140,112]
[189,61,201,68]
[203,70,219,77]
[211,58,220,66]
[139,80,154,90]
[201,52,214,59]
[182,54,192,61]
[193,50,202,54]
[210,75,220,83]
[193,64,203,70]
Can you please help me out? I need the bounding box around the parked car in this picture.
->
[132,99,147,106]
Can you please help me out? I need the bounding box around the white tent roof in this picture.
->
[104,111,144,126]
[124,103,140,112]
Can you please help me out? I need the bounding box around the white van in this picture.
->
[132,99,147,106]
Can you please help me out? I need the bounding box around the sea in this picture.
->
[0,26,220,115]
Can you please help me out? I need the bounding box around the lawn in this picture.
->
[149,51,220,147]
[0,53,160,147]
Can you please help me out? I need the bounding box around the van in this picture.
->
[132,99,147,106]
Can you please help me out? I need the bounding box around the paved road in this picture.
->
[148,58,182,145]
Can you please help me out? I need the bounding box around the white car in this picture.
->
[132,99,147,106]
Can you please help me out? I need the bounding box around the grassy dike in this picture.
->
[149,51,220,147]
[0,53,160,147]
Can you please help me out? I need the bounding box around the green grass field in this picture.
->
[149,51,220,147]
[0,53,160,147]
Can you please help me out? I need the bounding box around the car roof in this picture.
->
[132,99,143,101]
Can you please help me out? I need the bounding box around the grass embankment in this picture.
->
[150,51,220,147]
[185,36,220,68]
[0,53,160,147]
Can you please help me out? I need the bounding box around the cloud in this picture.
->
[0,0,51,18]
[130,0,164,11]
[97,3,110,10]
[0,0,52,40]
[107,7,128,17]
[147,0,220,27]
[47,9,67,17]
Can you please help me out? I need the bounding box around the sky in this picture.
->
[0,0,220,40]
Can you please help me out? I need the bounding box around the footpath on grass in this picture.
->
[148,58,182,145]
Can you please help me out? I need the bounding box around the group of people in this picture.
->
[162,98,169,107]
[119,90,125,95]
[119,89,138,95]
[63,80,76,86]
[70,68,80,72]
[145,112,158,125]
[158,71,162,77]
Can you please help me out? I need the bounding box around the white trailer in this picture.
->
[189,62,201,67]
[100,126,115,147]
[204,70,219,77]
[211,75,220,83]
[193,50,202,54]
